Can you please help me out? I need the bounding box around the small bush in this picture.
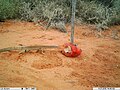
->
[0,0,20,20]
[0,0,120,30]
[19,1,70,22]
[76,1,111,29]
[110,0,120,25]
[19,2,34,21]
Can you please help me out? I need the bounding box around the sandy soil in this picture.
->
[0,20,120,90]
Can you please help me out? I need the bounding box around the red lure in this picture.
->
[61,43,82,57]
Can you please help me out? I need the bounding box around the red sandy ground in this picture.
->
[0,20,120,90]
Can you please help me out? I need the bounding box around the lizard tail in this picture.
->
[0,45,59,53]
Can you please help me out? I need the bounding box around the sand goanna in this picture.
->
[0,45,59,53]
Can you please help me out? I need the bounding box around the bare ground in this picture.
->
[0,20,120,90]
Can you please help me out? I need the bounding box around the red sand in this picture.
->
[0,20,120,90]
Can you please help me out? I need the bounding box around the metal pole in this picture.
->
[70,0,76,44]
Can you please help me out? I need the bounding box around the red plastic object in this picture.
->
[61,43,82,57]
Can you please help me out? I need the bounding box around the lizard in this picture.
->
[0,45,59,53]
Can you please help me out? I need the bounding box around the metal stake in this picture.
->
[71,0,76,44]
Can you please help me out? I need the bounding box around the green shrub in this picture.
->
[19,1,34,21]
[0,0,120,28]
[77,1,108,25]
[110,0,120,25]
[0,0,20,20]
[19,0,71,22]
